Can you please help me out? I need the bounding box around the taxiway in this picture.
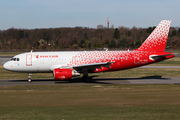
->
[0,76,180,86]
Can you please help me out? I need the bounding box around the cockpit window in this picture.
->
[11,58,15,61]
[11,58,20,61]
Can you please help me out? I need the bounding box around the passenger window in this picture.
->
[17,58,19,61]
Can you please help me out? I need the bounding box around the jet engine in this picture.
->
[53,68,80,80]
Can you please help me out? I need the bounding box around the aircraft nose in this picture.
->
[3,62,10,70]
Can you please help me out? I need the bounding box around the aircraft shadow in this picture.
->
[70,75,170,84]
[92,75,169,81]
[8,75,170,84]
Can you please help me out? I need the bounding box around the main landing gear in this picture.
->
[28,73,32,83]
[82,72,92,83]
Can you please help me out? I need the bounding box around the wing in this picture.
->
[50,62,114,73]
[72,62,114,73]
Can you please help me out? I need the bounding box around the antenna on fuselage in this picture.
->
[104,48,108,51]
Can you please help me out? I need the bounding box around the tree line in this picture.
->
[0,26,180,52]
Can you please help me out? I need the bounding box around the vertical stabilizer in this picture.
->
[136,20,171,52]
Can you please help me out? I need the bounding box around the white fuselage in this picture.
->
[3,52,79,73]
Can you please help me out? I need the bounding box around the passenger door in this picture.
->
[26,54,32,66]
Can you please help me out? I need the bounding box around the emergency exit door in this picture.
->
[26,54,32,66]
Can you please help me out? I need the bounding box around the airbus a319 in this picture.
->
[3,20,175,82]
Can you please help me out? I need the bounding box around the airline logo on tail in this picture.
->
[136,20,171,52]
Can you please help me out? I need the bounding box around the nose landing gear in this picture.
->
[28,73,32,83]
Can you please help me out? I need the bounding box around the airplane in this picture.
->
[3,20,175,83]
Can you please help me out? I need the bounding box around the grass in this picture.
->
[0,51,179,56]
[0,84,180,119]
[172,51,180,54]
[151,57,180,66]
[0,65,53,80]
[0,52,22,56]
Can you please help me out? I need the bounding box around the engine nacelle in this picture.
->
[53,69,80,80]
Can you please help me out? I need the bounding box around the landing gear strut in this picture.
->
[82,72,91,83]
[28,73,32,83]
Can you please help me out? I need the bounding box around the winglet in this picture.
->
[136,20,171,52]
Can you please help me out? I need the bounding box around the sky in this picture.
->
[0,0,179,30]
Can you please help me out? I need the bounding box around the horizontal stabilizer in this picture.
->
[149,53,175,61]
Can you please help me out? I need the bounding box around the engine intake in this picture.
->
[53,69,80,80]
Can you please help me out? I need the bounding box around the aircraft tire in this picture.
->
[85,77,92,83]
[82,75,91,83]
[28,78,31,83]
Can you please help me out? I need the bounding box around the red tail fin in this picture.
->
[136,20,171,52]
